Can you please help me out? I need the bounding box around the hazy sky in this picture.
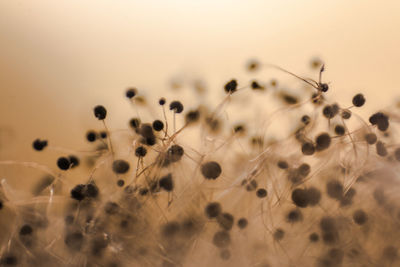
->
[1,0,400,155]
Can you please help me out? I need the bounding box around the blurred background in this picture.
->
[0,0,400,161]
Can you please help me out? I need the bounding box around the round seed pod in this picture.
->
[201,161,222,180]
[93,105,107,120]
[112,160,130,174]
[57,157,70,170]
[352,94,365,107]
[315,133,331,151]
[205,202,222,218]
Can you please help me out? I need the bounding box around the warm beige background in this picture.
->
[1,0,400,160]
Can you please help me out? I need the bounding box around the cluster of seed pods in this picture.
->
[1,60,400,267]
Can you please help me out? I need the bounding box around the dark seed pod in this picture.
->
[217,213,234,230]
[112,160,130,174]
[99,131,107,138]
[251,80,263,90]
[341,109,352,119]
[33,139,48,151]
[306,187,321,206]
[301,115,310,125]
[365,133,377,144]
[277,161,289,169]
[286,209,303,223]
[70,184,85,201]
[93,105,107,120]
[205,202,222,218]
[237,218,248,229]
[125,88,137,99]
[273,228,285,241]
[369,112,389,132]
[116,179,125,187]
[135,146,147,157]
[167,145,184,163]
[152,120,164,131]
[291,188,309,208]
[245,179,258,191]
[159,98,166,105]
[352,94,365,107]
[326,180,343,200]
[85,183,99,198]
[319,217,339,244]
[376,141,388,157]
[129,118,141,129]
[159,174,174,192]
[334,125,345,136]
[224,79,238,93]
[302,142,315,155]
[86,131,97,142]
[315,133,331,151]
[57,157,70,170]
[212,231,231,248]
[233,124,245,134]
[281,93,298,105]
[185,110,200,124]
[68,155,80,168]
[320,83,329,92]
[353,209,368,225]
[256,188,267,198]
[298,163,310,177]
[19,224,33,236]
[323,105,335,119]
[201,161,222,180]
[169,101,184,113]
